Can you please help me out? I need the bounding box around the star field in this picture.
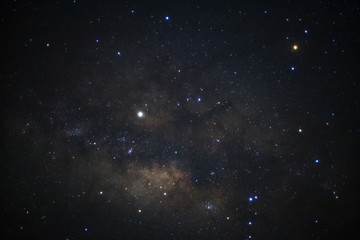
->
[1,1,360,239]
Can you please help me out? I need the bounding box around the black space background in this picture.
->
[1,1,360,239]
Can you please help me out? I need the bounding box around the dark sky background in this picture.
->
[1,0,360,239]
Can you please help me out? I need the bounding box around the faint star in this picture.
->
[127,148,133,154]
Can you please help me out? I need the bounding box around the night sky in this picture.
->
[1,0,360,239]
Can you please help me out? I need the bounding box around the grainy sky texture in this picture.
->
[1,1,359,239]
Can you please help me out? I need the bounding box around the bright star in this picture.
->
[137,111,144,118]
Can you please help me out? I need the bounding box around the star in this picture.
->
[137,111,144,118]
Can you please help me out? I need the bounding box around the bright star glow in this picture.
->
[293,44,298,50]
[137,111,144,118]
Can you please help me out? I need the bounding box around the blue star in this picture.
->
[304,30,308,34]
[249,197,253,202]
[165,16,169,20]
[291,67,295,71]
[315,159,319,163]
[117,51,121,56]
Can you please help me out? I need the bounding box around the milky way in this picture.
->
[2,1,359,239]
